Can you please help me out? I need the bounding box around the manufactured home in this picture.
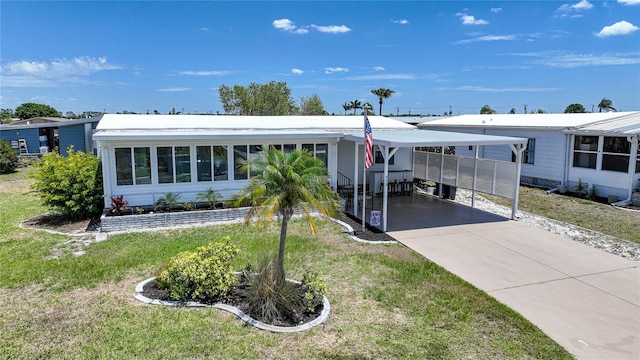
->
[0,117,100,155]
[93,114,529,231]
[418,112,640,202]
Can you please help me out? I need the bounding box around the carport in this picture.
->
[343,129,528,232]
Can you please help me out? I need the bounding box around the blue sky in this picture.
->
[1,0,639,116]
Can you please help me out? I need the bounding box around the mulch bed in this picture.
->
[141,274,323,327]
[22,213,101,233]
[338,213,397,242]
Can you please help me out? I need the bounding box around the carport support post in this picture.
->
[438,147,445,198]
[381,146,400,232]
[509,143,526,220]
[472,145,479,209]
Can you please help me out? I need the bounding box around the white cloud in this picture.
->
[558,0,593,12]
[373,66,385,71]
[490,8,502,13]
[455,34,516,44]
[456,13,489,25]
[324,67,349,74]
[596,20,639,37]
[272,19,308,34]
[392,19,409,24]
[0,56,121,87]
[618,0,640,4]
[291,68,304,75]
[511,50,640,67]
[200,27,209,31]
[177,70,235,76]
[310,24,351,33]
[157,87,191,92]
[273,18,350,34]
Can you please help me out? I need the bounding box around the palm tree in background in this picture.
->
[598,98,616,112]
[371,88,395,116]
[349,99,362,115]
[232,148,341,283]
[342,102,352,115]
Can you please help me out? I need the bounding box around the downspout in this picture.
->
[612,135,638,206]
[563,132,571,188]
[353,141,359,215]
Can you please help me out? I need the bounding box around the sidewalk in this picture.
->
[389,220,640,359]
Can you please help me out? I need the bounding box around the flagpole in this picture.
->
[362,116,367,233]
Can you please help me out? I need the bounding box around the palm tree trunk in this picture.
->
[277,212,290,283]
[379,98,383,116]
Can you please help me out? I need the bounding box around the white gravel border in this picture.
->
[451,188,640,262]
[134,277,331,333]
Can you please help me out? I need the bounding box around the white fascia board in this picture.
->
[92,130,344,141]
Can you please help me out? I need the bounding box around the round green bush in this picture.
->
[0,139,19,174]
[159,238,240,302]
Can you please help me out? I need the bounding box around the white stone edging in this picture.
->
[134,277,330,333]
[329,218,397,245]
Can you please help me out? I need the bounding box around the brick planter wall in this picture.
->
[101,207,251,233]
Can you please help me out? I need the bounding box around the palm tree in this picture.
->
[598,97,616,112]
[232,148,341,282]
[349,99,362,115]
[371,88,395,116]
[342,102,352,115]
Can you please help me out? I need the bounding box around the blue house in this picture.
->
[0,117,101,155]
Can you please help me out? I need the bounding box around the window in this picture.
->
[512,139,535,164]
[213,145,228,181]
[157,147,174,183]
[637,145,640,173]
[134,148,151,184]
[115,147,151,186]
[115,148,133,185]
[302,143,328,167]
[196,146,212,182]
[602,136,630,173]
[573,136,598,169]
[233,145,248,180]
[175,146,191,182]
[374,148,394,165]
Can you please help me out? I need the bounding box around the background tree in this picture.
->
[363,102,375,115]
[348,99,362,115]
[14,103,61,120]
[298,94,327,115]
[342,102,351,115]
[598,97,616,112]
[530,109,547,114]
[371,88,395,116]
[564,103,587,113]
[480,105,496,114]
[232,148,341,283]
[0,108,13,124]
[218,81,298,115]
[509,108,516,114]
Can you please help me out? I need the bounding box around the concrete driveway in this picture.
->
[376,195,639,359]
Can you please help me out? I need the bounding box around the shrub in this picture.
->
[154,192,182,212]
[29,146,103,220]
[158,238,239,302]
[301,270,327,312]
[195,188,223,209]
[0,139,19,174]
[108,195,130,215]
[245,255,305,323]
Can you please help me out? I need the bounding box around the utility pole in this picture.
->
[449,105,452,116]
[523,104,527,114]
[396,107,399,116]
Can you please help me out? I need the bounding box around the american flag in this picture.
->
[364,115,374,170]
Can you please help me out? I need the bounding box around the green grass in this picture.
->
[488,186,640,244]
[0,168,572,359]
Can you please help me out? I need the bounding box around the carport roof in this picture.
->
[344,129,527,147]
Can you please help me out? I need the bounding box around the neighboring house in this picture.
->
[418,112,640,201]
[93,114,528,231]
[0,117,100,155]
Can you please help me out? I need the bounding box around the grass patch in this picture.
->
[487,186,640,244]
[0,168,572,359]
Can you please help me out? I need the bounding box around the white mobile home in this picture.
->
[418,112,640,201]
[94,114,529,231]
